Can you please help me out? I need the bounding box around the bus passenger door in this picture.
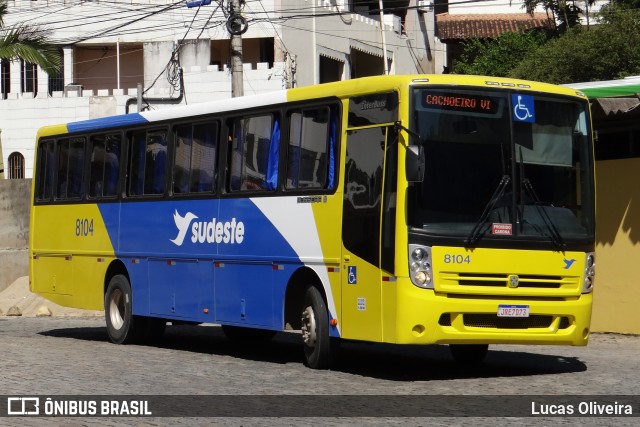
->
[341,125,396,342]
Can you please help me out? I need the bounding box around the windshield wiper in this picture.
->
[465,175,510,247]
[516,146,565,250]
[521,178,566,250]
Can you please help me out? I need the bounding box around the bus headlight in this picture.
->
[409,245,433,289]
[582,252,595,293]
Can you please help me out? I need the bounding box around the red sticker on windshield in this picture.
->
[492,223,513,235]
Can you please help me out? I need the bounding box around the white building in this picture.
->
[0,0,437,178]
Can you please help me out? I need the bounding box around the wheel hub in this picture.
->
[109,289,125,330]
[301,305,317,347]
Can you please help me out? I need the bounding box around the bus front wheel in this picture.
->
[449,344,489,366]
[301,286,332,369]
[104,274,146,344]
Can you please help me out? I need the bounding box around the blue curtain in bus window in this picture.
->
[327,109,336,189]
[266,118,280,190]
[105,137,120,196]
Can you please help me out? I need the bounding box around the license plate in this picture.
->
[497,304,530,318]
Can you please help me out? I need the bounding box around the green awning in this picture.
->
[564,77,640,99]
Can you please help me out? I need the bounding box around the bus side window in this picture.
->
[286,106,335,190]
[56,137,85,200]
[89,133,121,198]
[146,130,167,194]
[36,140,55,201]
[173,121,218,194]
[127,129,167,196]
[228,114,279,192]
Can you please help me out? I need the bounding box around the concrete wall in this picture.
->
[592,159,640,334]
[0,179,30,292]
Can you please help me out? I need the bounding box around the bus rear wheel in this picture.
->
[104,274,146,344]
[449,344,489,366]
[301,286,332,369]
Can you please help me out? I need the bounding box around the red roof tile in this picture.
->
[436,12,555,41]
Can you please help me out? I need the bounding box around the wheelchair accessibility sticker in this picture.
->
[512,94,535,123]
[348,266,357,284]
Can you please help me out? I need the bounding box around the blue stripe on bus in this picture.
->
[97,198,300,327]
[67,113,148,133]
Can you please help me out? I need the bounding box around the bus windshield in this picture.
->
[408,87,594,246]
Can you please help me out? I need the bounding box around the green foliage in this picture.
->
[452,31,548,77]
[0,0,60,73]
[608,0,640,9]
[509,7,640,83]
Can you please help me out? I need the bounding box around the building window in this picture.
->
[21,60,38,95]
[1,59,9,100]
[8,152,25,179]
[48,49,64,95]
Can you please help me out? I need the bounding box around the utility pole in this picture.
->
[230,0,244,97]
[378,0,389,75]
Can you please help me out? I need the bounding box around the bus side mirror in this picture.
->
[406,145,425,183]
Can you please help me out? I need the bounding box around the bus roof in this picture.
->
[36,75,585,139]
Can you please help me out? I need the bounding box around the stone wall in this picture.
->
[0,179,30,292]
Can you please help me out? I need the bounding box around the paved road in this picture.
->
[1,316,639,426]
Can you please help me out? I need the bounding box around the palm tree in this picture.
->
[0,0,61,74]
[514,0,598,33]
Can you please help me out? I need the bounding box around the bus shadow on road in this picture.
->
[40,322,587,381]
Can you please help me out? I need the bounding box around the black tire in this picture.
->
[221,325,277,342]
[449,344,489,366]
[301,286,333,369]
[104,274,147,344]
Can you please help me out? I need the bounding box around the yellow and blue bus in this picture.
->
[30,75,595,368]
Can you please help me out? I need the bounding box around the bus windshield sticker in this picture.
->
[492,223,513,235]
[512,94,535,123]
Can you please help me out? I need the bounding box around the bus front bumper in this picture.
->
[394,279,592,347]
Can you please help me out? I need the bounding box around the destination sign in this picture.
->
[421,92,501,114]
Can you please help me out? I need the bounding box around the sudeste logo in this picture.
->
[171,209,245,246]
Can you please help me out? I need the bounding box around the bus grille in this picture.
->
[438,313,571,330]
[457,273,562,288]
